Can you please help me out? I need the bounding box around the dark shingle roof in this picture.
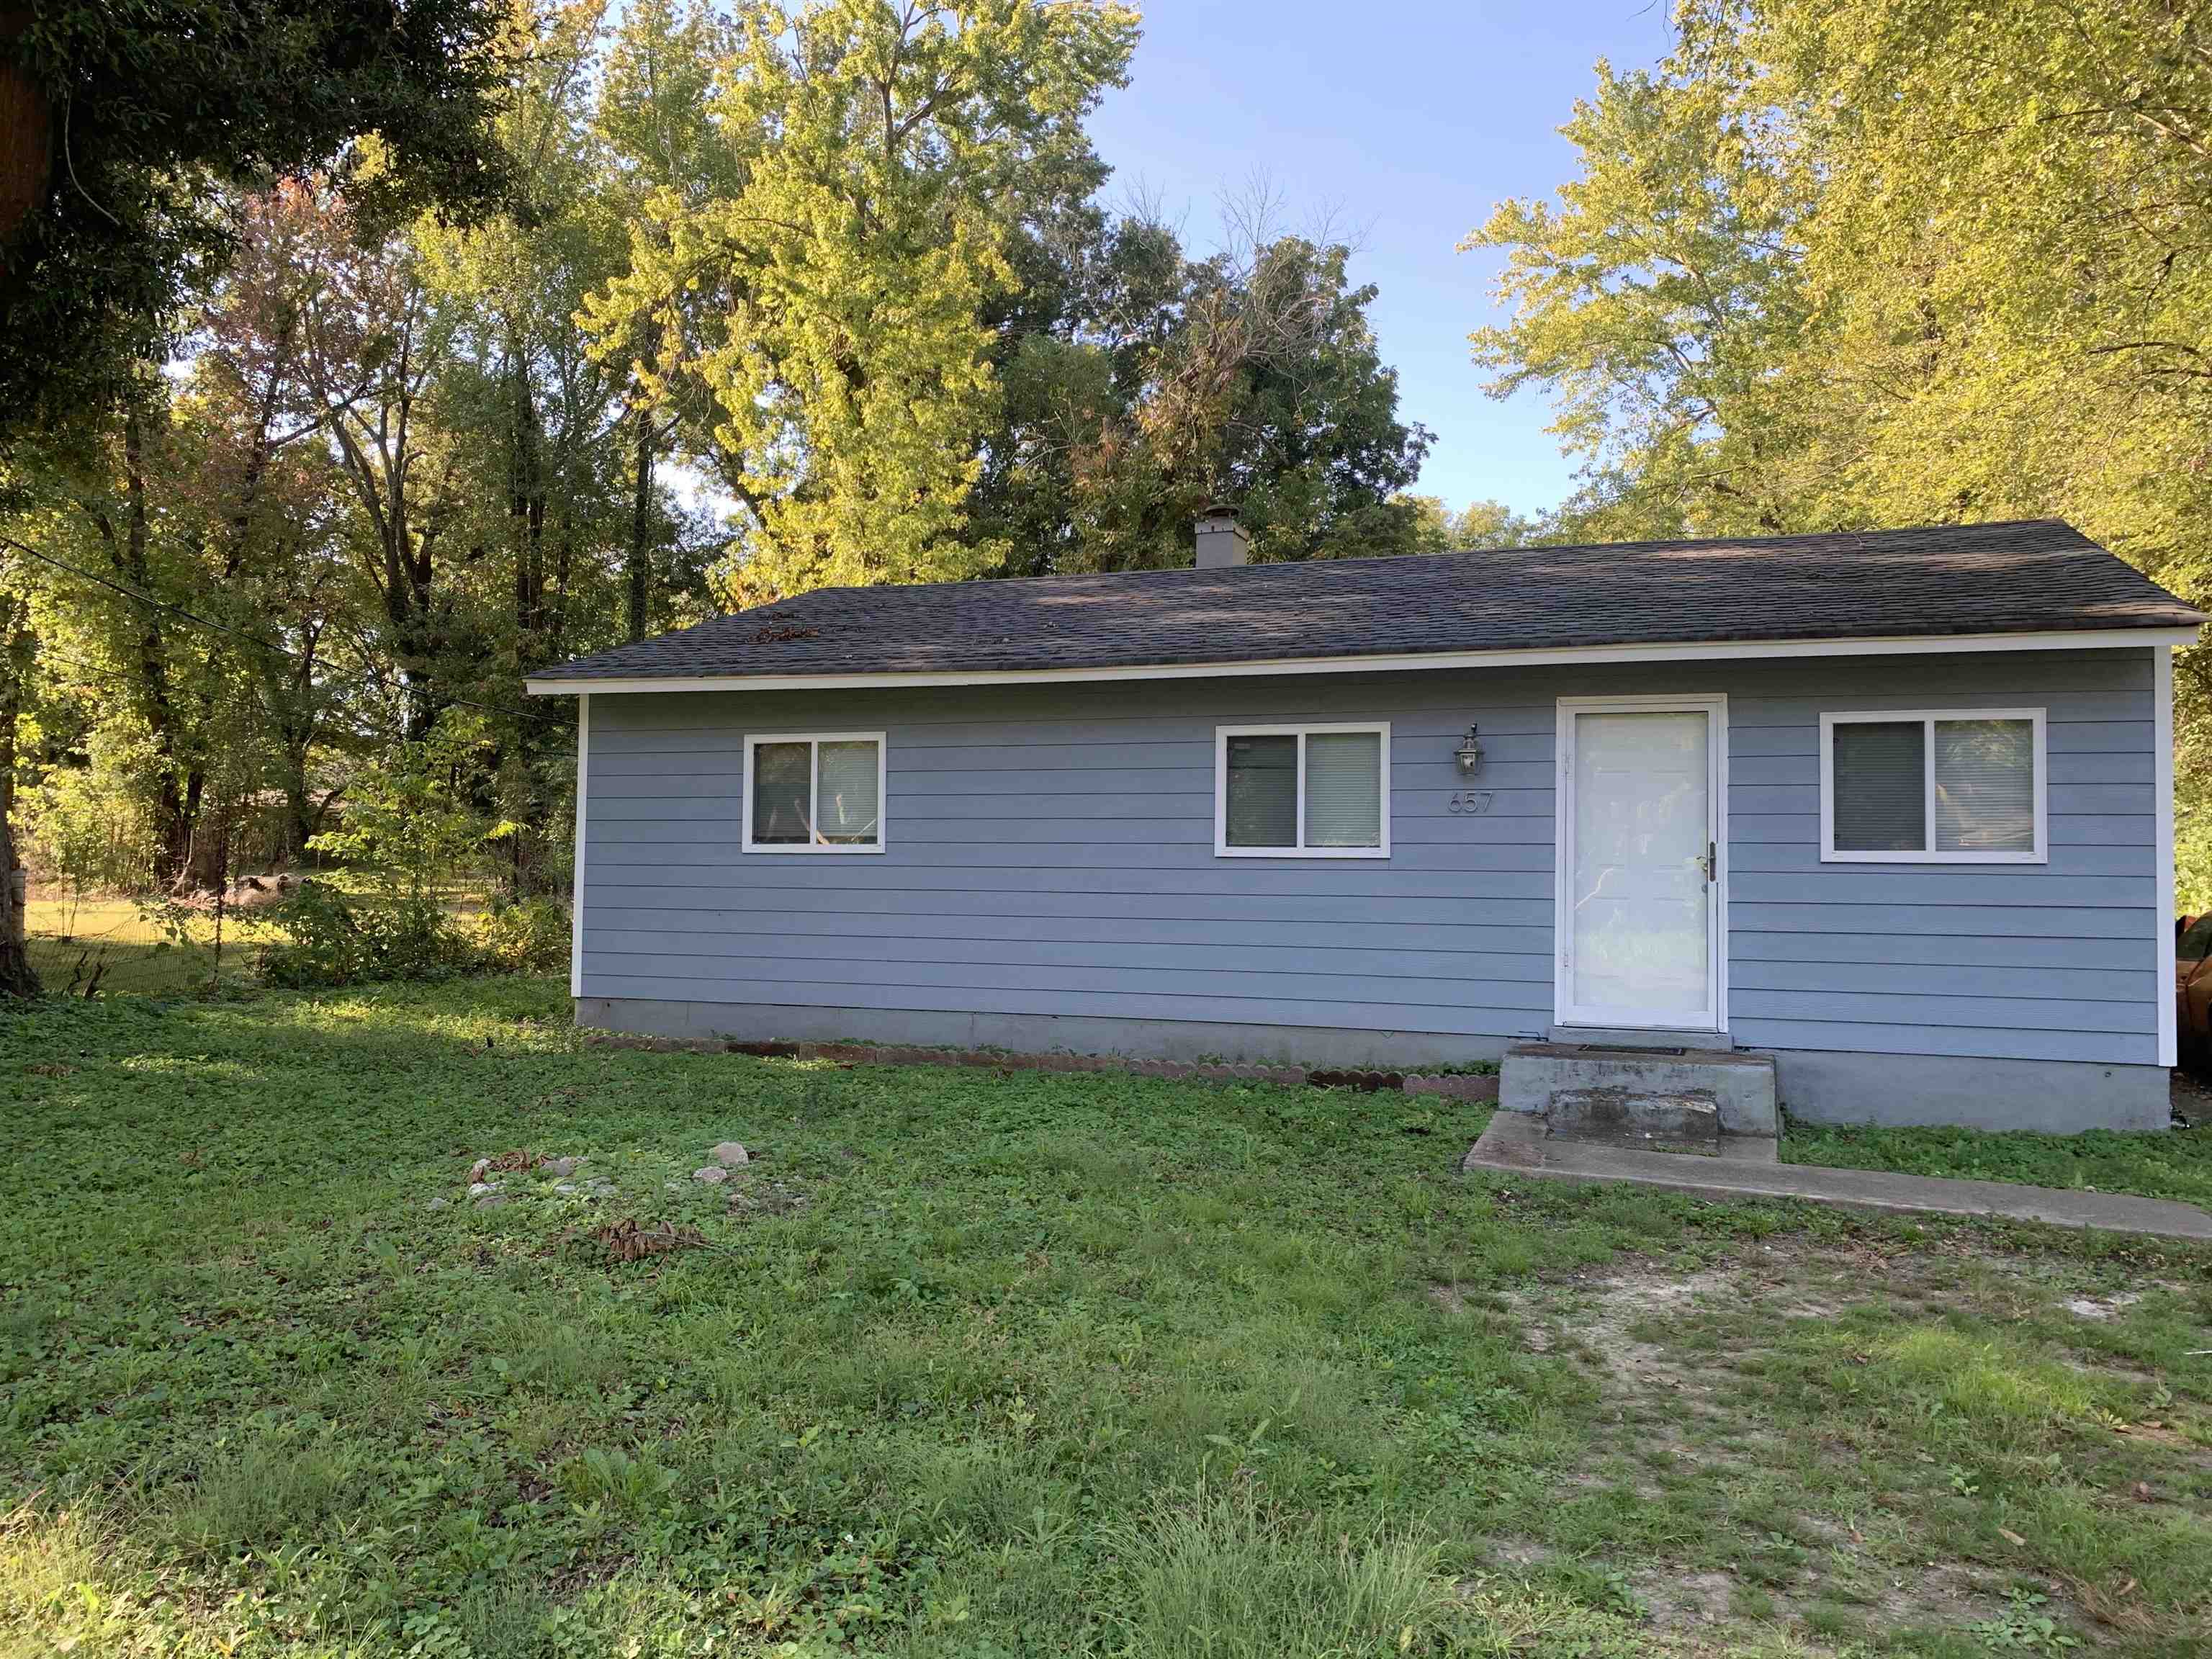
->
[533,520,2201,685]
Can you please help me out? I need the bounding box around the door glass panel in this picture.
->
[1570,711,1711,1021]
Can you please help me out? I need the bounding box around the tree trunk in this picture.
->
[0,595,38,997]
[0,12,50,262]
[628,406,655,642]
[113,405,202,888]
[509,341,547,647]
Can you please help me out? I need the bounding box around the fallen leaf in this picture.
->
[592,1217,706,1263]
[1998,1527,2027,1547]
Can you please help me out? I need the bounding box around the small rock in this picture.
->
[544,1156,579,1178]
[428,1196,450,1211]
[693,1165,729,1184]
[711,1141,750,1168]
[468,1181,500,1197]
[474,1193,508,1209]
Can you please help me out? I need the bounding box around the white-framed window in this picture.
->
[1214,722,1390,858]
[1819,709,2046,863]
[742,732,886,853]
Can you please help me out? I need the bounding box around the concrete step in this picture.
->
[1502,1041,1778,1137]
[1547,1086,1721,1155]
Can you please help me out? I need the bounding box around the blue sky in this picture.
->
[1085,2,1679,516]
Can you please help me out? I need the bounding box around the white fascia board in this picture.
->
[523,626,2202,697]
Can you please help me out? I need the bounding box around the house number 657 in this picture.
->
[1448,791,1493,816]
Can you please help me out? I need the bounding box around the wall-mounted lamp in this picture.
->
[1455,725,1484,775]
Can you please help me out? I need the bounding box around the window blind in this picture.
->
[1831,721,1925,851]
[1934,719,2033,853]
[1303,730,1382,847]
[1225,734,1298,848]
[816,739,881,845]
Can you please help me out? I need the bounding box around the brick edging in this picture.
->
[588,1032,1501,1102]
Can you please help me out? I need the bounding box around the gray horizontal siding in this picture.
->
[577,649,2163,1066]
[1718,649,2158,1065]
[582,670,1565,1043]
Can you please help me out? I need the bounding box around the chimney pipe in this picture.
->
[1194,505,1251,569]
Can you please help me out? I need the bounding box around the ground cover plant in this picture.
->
[1,981,2207,1657]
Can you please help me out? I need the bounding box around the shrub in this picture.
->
[257,883,475,989]
[474,896,570,974]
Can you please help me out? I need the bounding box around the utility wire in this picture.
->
[0,533,570,730]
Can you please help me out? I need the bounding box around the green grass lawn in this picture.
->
[2,981,2208,1658]
[22,896,247,997]
[1781,1115,2212,1209]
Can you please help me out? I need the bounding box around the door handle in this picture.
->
[1701,840,1717,884]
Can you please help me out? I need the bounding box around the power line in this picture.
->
[0,533,569,731]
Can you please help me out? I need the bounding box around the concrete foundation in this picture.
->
[575,996,1515,1071]
[1502,1042,1779,1137]
[1769,1048,2170,1133]
[575,998,2171,1135]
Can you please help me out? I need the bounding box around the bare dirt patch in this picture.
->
[1486,1235,2200,1652]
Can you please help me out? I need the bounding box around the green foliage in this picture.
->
[588,0,1141,597]
[254,883,472,989]
[1967,1588,2084,1653]
[19,727,160,896]
[472,895,570,974]
[306,715,503,908]
[0,1,512,437]
[983,216,1437,575]
[1462,48,1813,541]
[1402,495,1547,553]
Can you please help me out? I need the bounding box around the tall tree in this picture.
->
[1462,49,1816,541]
[585,0,1141,598]
[979,213,1436,574]
[282,184,467,737]
[0,0,513,434]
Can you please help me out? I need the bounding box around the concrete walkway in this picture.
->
[1462,1112,2212,1242]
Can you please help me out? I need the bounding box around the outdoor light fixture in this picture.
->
[1455,725,1484,775]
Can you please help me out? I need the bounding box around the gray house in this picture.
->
[528,518,2203,1133]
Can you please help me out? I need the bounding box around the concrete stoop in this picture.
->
[1501,1041,1779,1138]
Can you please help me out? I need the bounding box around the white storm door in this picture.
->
[1556,698,1723,1030]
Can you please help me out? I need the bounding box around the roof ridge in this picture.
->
[761,518,2083,608]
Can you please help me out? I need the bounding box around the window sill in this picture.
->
[1818,850,2046,866]
[742,844,886,855]
[1215,846,1390,860]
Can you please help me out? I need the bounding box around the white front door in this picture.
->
[1555,698,1725,1030]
